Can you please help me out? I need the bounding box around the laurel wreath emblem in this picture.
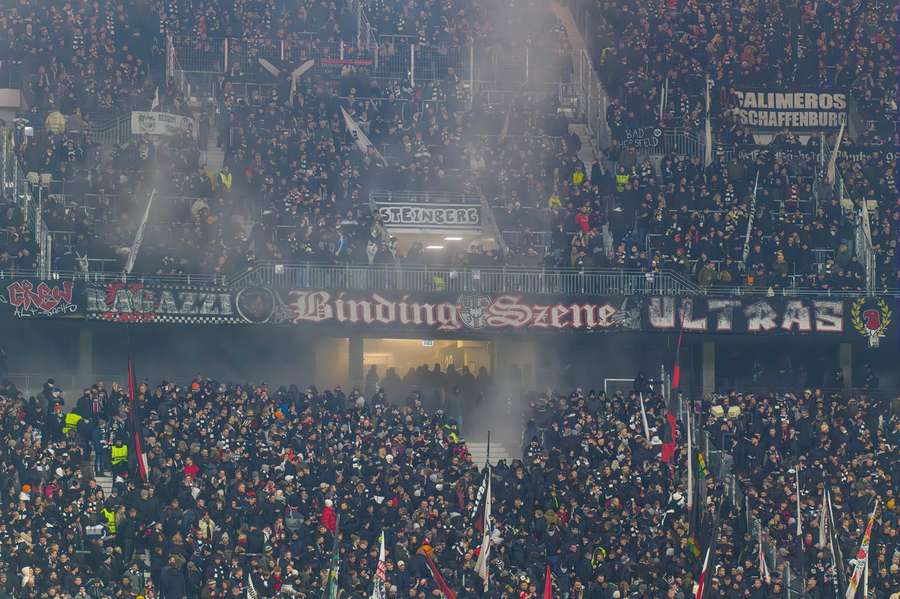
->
[850,298,892,338]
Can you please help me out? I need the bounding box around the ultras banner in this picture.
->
[733,89,847,131]
[0,278,81,318]
[244,289,892,341]
[72,282,894,342]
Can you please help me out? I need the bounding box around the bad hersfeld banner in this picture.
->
[733,89,847,131]
[131,111,196,136]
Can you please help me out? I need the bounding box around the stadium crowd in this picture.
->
[0,372,896,599]
[0,0,896,287]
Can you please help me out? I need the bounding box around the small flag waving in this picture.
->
[419,541,457,599]
[758,523,771,584]
[341,107,386,165]
[543,563,553,599]
[124,189,156,274]
[247,572,259,599]
[638,392,650,440]
[324,514,341,599]
[127,359,149,482]
[661,332,683,463]
[474,467,492,590]
[845,500,878,599]
[371,532,386,599]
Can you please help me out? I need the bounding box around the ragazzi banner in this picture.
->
[85,282,240,324]
[733,89,847,130]
[0,279,81,318]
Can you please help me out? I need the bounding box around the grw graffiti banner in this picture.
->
[733,89,847,131]
[0,279,80,318]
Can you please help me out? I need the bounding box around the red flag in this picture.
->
[662,332,683,463]
[543,563,552,599]
[671,331,683,390]
[661,413,678,463]
[420,549,456,599]
[694,545,711,599]
[127,360,148,482]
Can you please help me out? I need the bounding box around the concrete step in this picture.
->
[466,441,516,467]
[205,146,225,172]
[95,475,114,496]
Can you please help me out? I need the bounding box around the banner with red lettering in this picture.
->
[0,279,81,318]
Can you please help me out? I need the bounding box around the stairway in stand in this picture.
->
[205,125,225,173]
[94,474,114,497]
[466,441,516,468]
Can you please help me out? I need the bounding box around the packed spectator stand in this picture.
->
[0,370,896,599]
[1,0,896,292]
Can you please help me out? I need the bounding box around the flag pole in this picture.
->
[486,430,490,468]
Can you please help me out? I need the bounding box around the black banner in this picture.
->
[0,279,81,318]
[733,89,847,131]
[17,278,893,344]
[84,282,241,324]
[620,126,663,149]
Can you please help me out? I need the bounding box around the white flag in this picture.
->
[845,499,878,599]
[826,121,845,184]
[818,488,829,548]
[151,86,160,111]
[246,571,258,599]
[795,468,802,538]
[474,466,492,590]
[124,189,156,274]
[371,532,386,599]
[341,106,386,165]
[638,392,650,440]
[704,77,713,167]
[290,59,315,107]
[758,523,771,584]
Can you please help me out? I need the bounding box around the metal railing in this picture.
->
[1,128,50,277]
[2,263,898,299]
[576,47,611,147]
[369,190,481,205]
[228,263,700,295]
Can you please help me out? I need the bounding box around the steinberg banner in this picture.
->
[131,111,195,136]
[376,203,481,231]
[733,89,847,130]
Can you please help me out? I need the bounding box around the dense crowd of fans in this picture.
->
[0,371,895,599]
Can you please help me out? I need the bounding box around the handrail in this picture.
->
[370,190,482,205]
[1,264,894,298]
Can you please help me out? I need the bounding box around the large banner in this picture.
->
[733,89,847,131]
[734,144,896,164]
[130,111,195,136]
[85,282,240,324]
[376,203,481,230]
[26,278,894,344]
[0,279,81,318]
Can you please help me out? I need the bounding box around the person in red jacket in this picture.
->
[320,499,336,533]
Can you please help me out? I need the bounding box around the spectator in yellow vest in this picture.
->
[110,439,128,477]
